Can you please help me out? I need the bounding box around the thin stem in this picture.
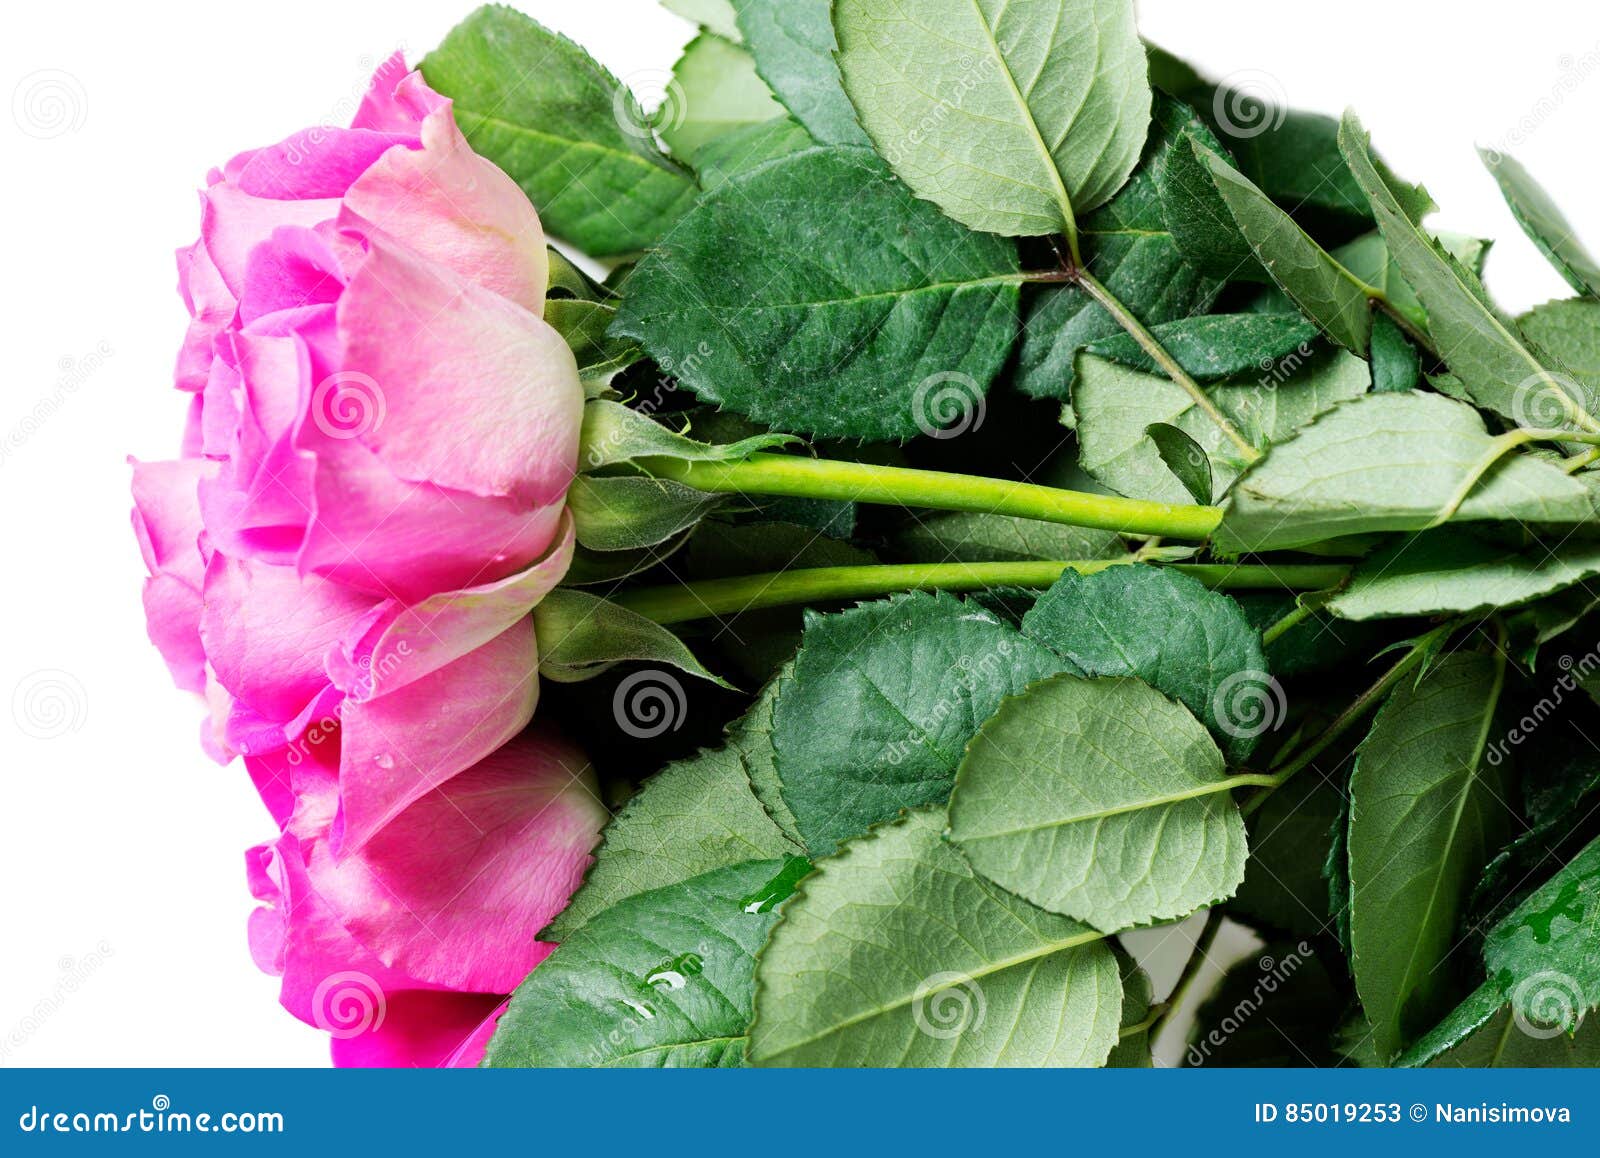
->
[1262,599,1319,646]
[1073,269,1259,461]
[1240,622,1456,818]
[1150,908,1225,1043]
[1431,426,1600,526]
[615,560,1352,627]
[645,454,1224,541]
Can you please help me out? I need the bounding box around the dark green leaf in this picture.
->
[1482,148,1600,299]
[1147,423,1214,503]
[1369,309,1420,393]
[1086,314,1318,382]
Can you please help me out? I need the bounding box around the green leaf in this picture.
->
[545,711,802,939]
[1086,313,1318,381]
[1331,229,1491,338]
[1519,298,1600,382]
[1482,148,1600,299]
[749,808,1124,1066]
[610,146,1021,440]
[1016,96,1224,402]
[659,34,782,161]
[663,0,742,41]
[832,0,1151,238]
[887,510,1124,566]
[1402,980,1600,1067]
[486,858,799,1067]
[1483,832,1600,1019]
[734,664,805,847]
[1020,565,1272,762]
[579,398,795,473]
[949,673,1248,932]
[1075,344,1370,506]
[1348,651,1513,1061]
[534,589,730,688]
[1197,141,1372,352]
[1327,531,1600,620]
[1369,309,1420,393]
[422,6,698,256]
[1105,949,1156,1067]
[731,0,867,146]
[1339,111,1600,434]
[772,592,1064,855]
[1145,424,1213,503]
[567,474,724,551]
[1157,124,1261,280]
[691,115,821,188]
[1215,392,1600,553]
[1203,99,1373,231]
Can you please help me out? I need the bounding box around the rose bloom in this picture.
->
[133,54,603,1063]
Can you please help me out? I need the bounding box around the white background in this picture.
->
[2,0,1597,1067]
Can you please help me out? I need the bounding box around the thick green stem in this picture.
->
[1073,269,1259,462]
[615,560,1352,626]
[645,453,1224,541]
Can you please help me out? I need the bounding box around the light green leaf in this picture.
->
[1215,392,1600,553]
[1483,148,1600,299]
[1519,298,1600,382]
[1349,651,1513,1062]
[610,146,1021,441]
[544,299,641,390]
[731,0,867,146]
[545,710,802,939]
[1331,229,1492,338]
[487,858,801,1067]
[1086,314,1318,382]
[660,34,782,161]
[534,589,730,688]
[772,592,1065,855]
[1340,111,1600,434]
[1076,344,1370,506]
[1020,566,1271,763]
[749,808,1123,1066]
[949,673,1248,932]
[567,474,724,551]
[1016,96,1224,401]
[579,399,795,473]
[664,0,742,41]
[1198,141,1372,352]
[832,0,1151,237]
[1327,531,1600,621]
[422,6,697,256]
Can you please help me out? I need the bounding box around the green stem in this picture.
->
[616,560,1352,626]
[1240,622,1455,818]
[1262,599,1319,646]
[1073,269,1259,462]
[1432,426,1600,526]
[645,453,1224,541]
[1150,908,1225,1043]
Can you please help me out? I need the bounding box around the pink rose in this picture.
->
[246,726,605,1066]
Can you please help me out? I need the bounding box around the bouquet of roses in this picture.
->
[134,0,1600,1068]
